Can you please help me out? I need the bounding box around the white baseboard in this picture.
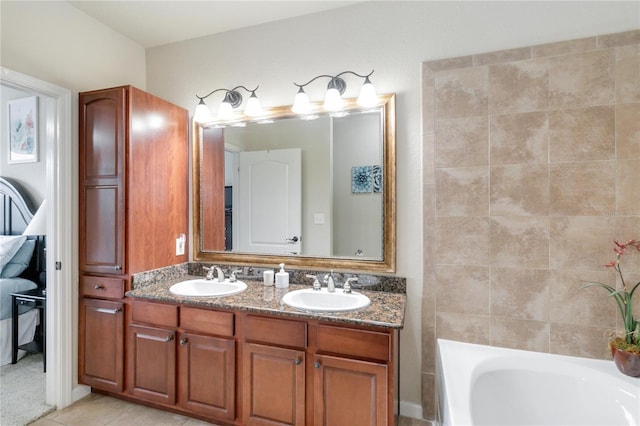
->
[400,400,424,420]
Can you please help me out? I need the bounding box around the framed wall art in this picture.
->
[7,96,38,164]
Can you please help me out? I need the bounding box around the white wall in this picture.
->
[146,1,638,413]
[1,1,146,92]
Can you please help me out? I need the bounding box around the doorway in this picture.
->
[1,67,77,408]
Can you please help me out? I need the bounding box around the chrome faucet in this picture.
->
[324,270,336,293]
[343,277,358,294]
[203,265,224,281]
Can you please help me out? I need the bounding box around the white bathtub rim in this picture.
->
[436,338,640,426]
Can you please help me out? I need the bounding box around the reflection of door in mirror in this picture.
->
[238,148,301,254]
[201,128,225,251]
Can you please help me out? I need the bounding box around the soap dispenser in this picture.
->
[275,263,289,288]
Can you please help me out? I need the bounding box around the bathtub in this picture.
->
[436,339,640,426]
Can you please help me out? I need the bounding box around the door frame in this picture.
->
[1,67,83,408]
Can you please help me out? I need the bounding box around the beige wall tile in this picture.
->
[617,159,640,214]
[421,372,436,421]
[489,58,548,114]
[436,167,488,216]
[549,106,615,163]
[490,164,549,216]
[549,269,617,327]
[549,50,614,108]
[474,46,531,66]
[435,217,490,265]
[435,116,488,168]
[436,312,490,345]
[435,265,490,315]
[550,323,613,359]
[425,56,473,73]
[616,103,640,159]
[489,216,549,268]
[549,216,617,270]
[549,162,616,216]
[490,111,548,165]
[616,45,640,104]
[598,29,640,48]
[435,67,488,118]
[491,267,550,321]
[533,36,597,58]
[490,317,550,352]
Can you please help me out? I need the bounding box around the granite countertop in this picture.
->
[126,275,406,329]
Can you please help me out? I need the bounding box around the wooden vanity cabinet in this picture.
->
[78,85,188,394]
[78,296,125,392]
[129,301,237,420]
[242,315,307,425]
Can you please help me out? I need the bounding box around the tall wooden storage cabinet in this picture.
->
[78,86,188,392]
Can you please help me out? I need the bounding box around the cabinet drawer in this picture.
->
[132,300,178,328]
[80,275,125,299]
[244,315,306,349]
[180,307,234,337]
[317,324,390,362]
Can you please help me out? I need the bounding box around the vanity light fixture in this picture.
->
[291,70,378,115]
[194,85,263,123]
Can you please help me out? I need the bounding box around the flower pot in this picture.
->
[611,346,640,377]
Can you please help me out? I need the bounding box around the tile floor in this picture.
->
[30,393,430,425]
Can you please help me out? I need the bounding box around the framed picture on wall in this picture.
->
[7,96,38,164]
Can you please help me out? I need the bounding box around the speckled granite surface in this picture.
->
[127,275,406,329]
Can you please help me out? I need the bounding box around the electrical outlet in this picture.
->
[176,234,186,256]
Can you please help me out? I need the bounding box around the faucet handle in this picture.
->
[306,274,321,291]
[343,277,358,294]
[203,266,215,280]
[230,269,243,282]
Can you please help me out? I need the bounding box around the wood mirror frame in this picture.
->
[192,93,396,273]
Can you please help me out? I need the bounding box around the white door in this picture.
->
[238,148,301,254]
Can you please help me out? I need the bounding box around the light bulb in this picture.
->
[357,76,378,107]
[194,99,213,123]
[323,87,343,111]
[292,87,312,114]
[217,100,234,121]
[244,92,263,117]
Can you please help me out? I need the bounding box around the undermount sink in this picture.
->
[282,288,371,312]
[169,279,247,297]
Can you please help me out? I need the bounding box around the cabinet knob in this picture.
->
[94,284,104,290]
[294,358,301,365]
[114,265,122,271]
[180,338,188,346]
[314,361,321,369]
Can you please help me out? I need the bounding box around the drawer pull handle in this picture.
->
[294,358,301,365]
[137,333,175,343]
[94,284,104,290]
[180,338,188,346]
[95,307,121,315]
[314,361,321,369]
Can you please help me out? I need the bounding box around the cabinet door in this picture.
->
[243,342,305,426]
[178,332,235,420]
[313,354,388,426]
[79,88,125,275]
[129,324,176,405]
[79,298,124,392]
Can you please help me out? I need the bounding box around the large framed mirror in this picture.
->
[192,93,395,272]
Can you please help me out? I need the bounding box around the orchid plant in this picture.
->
[582,239,640,351]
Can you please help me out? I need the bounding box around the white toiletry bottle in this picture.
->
[275,263,289,288]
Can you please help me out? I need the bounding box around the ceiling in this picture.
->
[69,1,362,48]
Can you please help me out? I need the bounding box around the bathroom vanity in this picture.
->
[80,272,405,426]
